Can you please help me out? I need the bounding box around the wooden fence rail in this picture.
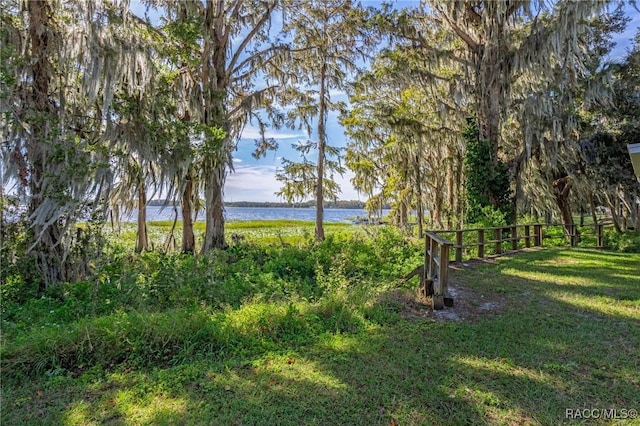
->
[416,223,609,310]
[423,232,454,310]
[426,223,607,263]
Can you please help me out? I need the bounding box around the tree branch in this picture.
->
[433,5,479,52]
[228,84,280,118]
[231,44,286,76]
[226,1,277,81]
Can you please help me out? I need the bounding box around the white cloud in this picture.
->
[329,89,348,99]
[225,165,282,202]
[224,165,364,202]
[232,157,243,163]
[334,170,364,201]
[241,125,304,140]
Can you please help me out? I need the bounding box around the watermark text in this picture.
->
[565,408,637,420]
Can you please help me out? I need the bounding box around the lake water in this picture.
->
[127,206,389,223]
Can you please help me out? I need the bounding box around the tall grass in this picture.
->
[1,226,421,378]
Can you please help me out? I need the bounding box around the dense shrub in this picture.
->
[1,227,422,378]
[604,230,640,252]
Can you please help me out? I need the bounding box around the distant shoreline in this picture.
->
[147,199,390,209]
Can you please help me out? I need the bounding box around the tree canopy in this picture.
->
[1,0,638,287]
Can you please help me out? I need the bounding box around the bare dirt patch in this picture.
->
[387,267,508,322]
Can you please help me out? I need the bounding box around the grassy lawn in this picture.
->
[2,246,639,425]
[115,219,358,250]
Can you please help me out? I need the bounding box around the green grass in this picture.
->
[2,235,639,425]
[147,218,354,230]
[114,219,359,250]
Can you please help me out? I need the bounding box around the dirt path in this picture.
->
[390,248,545,322]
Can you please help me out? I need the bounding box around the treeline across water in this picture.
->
[147,199,388,209]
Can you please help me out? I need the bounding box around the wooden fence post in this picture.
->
[495,228,502,255]
[478,229,485,258]
[524,225,531,248]
[422,233,430,296]
[429,237,437,280]
[597,224,604,248]
[511,226,518,251]
[455,230,463,262]
[441,243,453,308]
[433,243,444,311]
[534,224,542,246]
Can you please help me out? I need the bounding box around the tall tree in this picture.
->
[144,0,290,252]
[579,28,640,231]
[515,4,631,235]
[1,0,155,286]
[363,1,611,230]
[343,26,467,232]
[277,0,372,241]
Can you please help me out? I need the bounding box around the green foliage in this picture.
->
[468,206,508,229]
[463,118,513,224]
[604,230,640,252]
[2,299,368,377]
[1,227,423,379]
[276,142,346,204]
[0,217,39,304]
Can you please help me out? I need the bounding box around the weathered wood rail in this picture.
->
[421,232,454,310]
[430,223,606,262]
[450,224,544,262]
[412,223,608,310]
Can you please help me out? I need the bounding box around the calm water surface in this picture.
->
[130,206,388,223]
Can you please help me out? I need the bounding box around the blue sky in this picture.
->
[227,91,354,202]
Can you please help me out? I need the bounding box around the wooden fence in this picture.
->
[426,223,607,263]
[419,223,608,310]
[422,232,454,310]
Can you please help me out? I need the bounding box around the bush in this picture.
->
[0,219,39,304]
[604,230,640,252]
[1,226,425,379]
[470,206,508,228]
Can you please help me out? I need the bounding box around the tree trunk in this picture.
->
[619,194,627,230]
[479,63,502,156]
[135,183,148,253]
[164,206,178,252]
[476,20,509,213]
[27,0,68,288]
[181,173,195,253]
[417,198,424,238]
[606,193,622,233]
[415,161,423,238]
[553,175,578,240]
[589,193,599,227]
[447,165,455,230]
[315,63,327,242]
[200,1,228,253]
[456,154,465,229]
[433,178,444,229]
[203,164,226,251]
[399,201,408,229]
